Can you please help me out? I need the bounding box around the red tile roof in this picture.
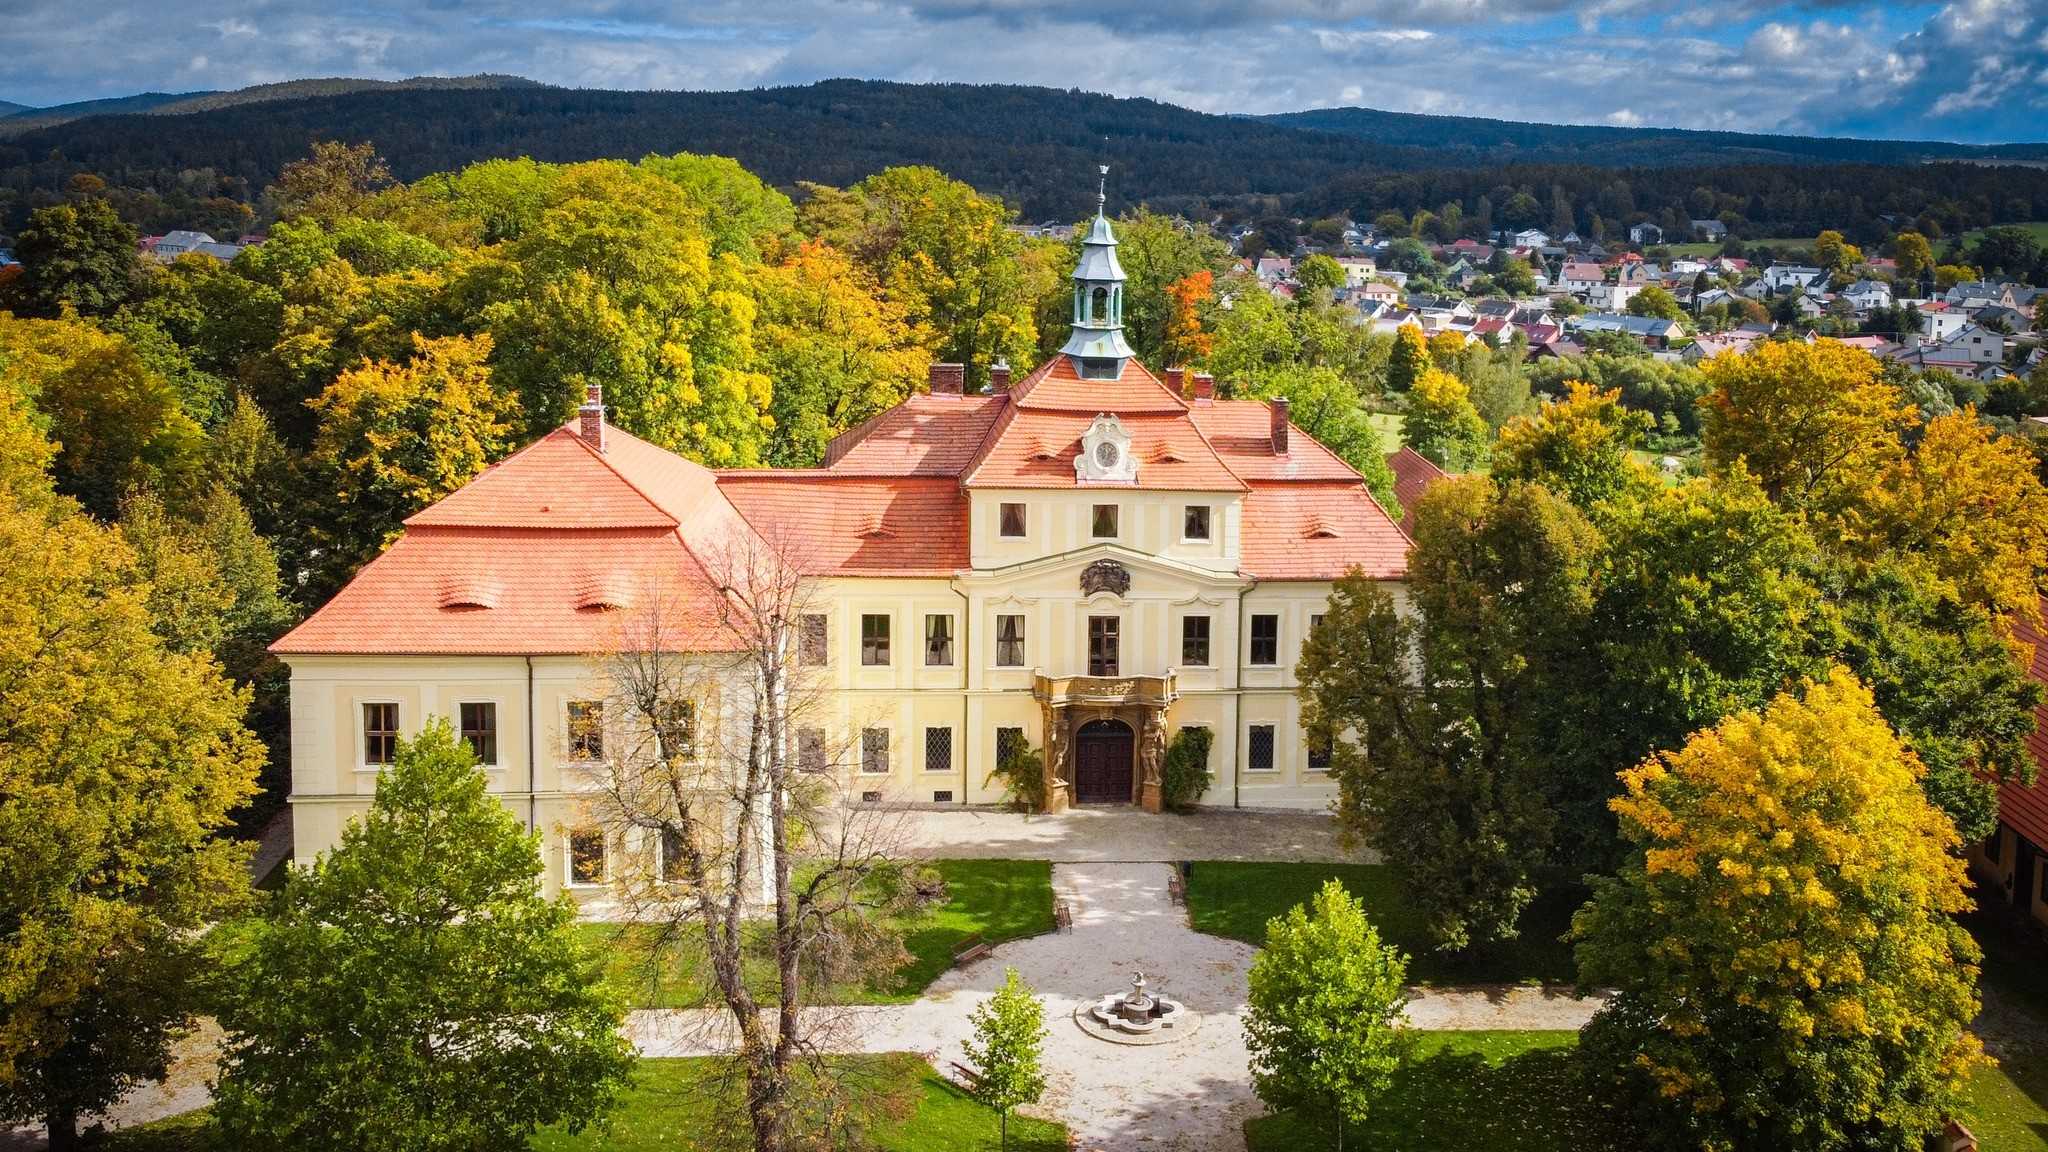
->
[1240,483,1409,580]
[713,473,970,576]
[1387,445,1449,537]
[1186,401,1360,482]
[1009,355,1188,413]
[2000,602,2048,848]
[964,409,1246,491]
[822,393,1007,476]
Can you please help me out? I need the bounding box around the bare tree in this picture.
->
[580,525,939,1152]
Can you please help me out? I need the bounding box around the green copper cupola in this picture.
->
[1060,165,1135,379]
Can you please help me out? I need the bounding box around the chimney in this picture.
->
[988,359,1011,394]
[1269,397,1290,455]
[1191,372,1215,402]
[578,384,606,453]
[929,362,965,395]
[1164,366,1185,395]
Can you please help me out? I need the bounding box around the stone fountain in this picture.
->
[1075,970,1197,1045]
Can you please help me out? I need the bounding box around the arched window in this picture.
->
[1091,286,1108,322]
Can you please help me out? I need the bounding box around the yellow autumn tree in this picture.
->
[1698,339,1915,505]
[1824,408,2048,626]
[1574,668,1983,1151]
[1401,367,1490,471]
[1491,382,1658,513]
[304,332,520,597]
[1385,324,1429,393]
[1426,328,1466,369]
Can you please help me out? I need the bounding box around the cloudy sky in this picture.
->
[3,0,2044,143]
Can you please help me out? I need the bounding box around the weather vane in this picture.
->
[1097,163,1109,214]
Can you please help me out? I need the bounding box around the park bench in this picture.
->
[1054,899,1073,933]
[952,934,991,966]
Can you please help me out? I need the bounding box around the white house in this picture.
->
[1588,282,1642,312]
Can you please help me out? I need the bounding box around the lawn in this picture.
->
[1243,1031,1594,1151]
[1961,905,2048,1151]
[104,1054,1069,1152]
[1661,236,1812,259]
[1183,860,1579,985]
[579,858,1054,1007]
[1369,410,1404,453]
[1243,1030,2048,1152]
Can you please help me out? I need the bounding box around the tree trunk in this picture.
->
[1000,1108,1009,1151]
[45,1102,79,1152]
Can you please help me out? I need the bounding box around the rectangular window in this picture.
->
[924,614,954,667]
[658,698,696,760]
[363,702,399,766]
[1250,615,1279,666]
[1248,724,1277,772]
[1308,731,1333,771]
[568,828,605,886]
[861,614,890,666]
[1183,505,1211,541]
[925,726,953,773]
[798,726,827,773]
[1181,615,1211,666]
[996,614,1026,667]
[861,728,890,774]
[799,614,828,666]
[996,726,1026,768]
[567,700,605,760]
[999,502,1027,538]
[1088,616,1120,677]
[1091,504,1118,538]
[459,702,497,766]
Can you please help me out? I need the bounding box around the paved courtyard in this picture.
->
[893,804,1369,863]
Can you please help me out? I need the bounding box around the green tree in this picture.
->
[1298,479,1600,951]
[637,152,796,260]
[1574,669,1983,1152]
[963,968,1047,1151]
[3,197,139,318]
[1160,724,1215,810]
[271,140,393,224]
[1625,285,1685,323]
[1294,253,1345,304]
[1402,367,1491,470]
[0,450,263,1149]
[804,166,1039,388]
[214,720,634,1152]
[1099,208,1231,367]
[1244,879,1410,1152]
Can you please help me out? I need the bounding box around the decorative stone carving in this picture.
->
[1080,559,1131,598]
[1074,413,1139,483]
[1138,708,1167,813]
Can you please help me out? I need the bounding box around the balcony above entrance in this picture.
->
[1033,671,1177,709]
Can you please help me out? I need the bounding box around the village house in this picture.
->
[142,230,246,262]
[1587,282,1641,312]
[1628,222,1663,246]
[270,192,1411,897]
[1967,598,2048,929]
[1560,261,1606,294]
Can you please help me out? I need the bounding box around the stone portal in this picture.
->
[1034,672,1176,813]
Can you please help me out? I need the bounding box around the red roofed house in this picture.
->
[1385,445,1451,538]
[1969,600,2048,929]
[274,189,1411,893]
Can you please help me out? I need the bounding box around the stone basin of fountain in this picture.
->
[1075,971,1199,1046]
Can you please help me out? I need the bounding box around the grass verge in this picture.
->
[1184,860,1579,985]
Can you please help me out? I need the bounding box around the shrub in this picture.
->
[985,741,1047,813]
[1162,726,1215,810]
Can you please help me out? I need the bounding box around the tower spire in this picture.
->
[1060,164,1135,377]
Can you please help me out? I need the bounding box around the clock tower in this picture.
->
[1058,165,1137,380]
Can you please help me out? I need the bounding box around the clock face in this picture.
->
[1094,441,1120,468]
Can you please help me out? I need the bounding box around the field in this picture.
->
[1959,221,2048,248]
[1660,235,1811,259]
[576,858,1055,1007]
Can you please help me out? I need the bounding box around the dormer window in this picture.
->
[1077,358,1120,380]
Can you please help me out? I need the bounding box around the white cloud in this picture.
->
[0,0,2041,144]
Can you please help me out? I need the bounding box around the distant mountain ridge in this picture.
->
[1262,106,2048,167]
[1,78,2043,229]
[0,75,547,135]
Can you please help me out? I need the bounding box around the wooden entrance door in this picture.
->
[1074,719,1134,805]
